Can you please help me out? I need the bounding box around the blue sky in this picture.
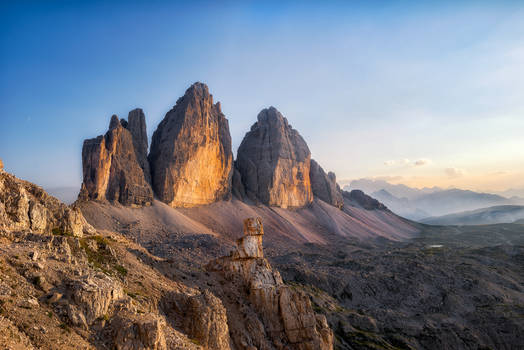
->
[1,0,524,192]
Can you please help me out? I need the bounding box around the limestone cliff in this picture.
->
[236,107,313,208]
[80,113,153,206]
[149,82,233,208]
[310,159,344,209]
[207,218,334,350]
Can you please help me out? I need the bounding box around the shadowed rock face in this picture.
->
[310,159,344,209]
[125,108,151,184]
[80,113,153,206]
[236,107,313,208]
[343,189,387,210]
[149,82,233,208]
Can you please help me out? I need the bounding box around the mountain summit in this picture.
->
[236,107,313,208]
[149,82,234,208]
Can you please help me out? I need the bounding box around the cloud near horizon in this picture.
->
[384,158,431,167]
[444,167,467,178]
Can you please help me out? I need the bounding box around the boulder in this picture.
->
[165,290,231,350]
[310,159,344,209]
[80,113,153,206]
[183,290,231,350]
[236,107,313,208]
[112,312,167,350]
[149,82,233,208]
[65,273,125,329]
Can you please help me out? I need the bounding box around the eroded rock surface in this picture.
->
[149,82,233,208]
[208,218,333,350]
[310,159,343,209]
[80,112,153,206]
[112,312,167,350]
[65,273,125,329]
[236,107,313,208]
[164,290,231,350]
[0,169,92,236]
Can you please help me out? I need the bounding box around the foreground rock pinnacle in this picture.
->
[207,217,334,349]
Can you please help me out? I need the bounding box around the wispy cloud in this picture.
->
[384,158,431,167]
[384,160,396,166]
[445,167,466,178]
[414,158,431,166]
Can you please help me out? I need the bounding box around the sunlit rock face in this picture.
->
[207,217,334,350]
[236,107,313,208]
[80,112,154,206]
[149,82,233,208]
[310,159,344,209]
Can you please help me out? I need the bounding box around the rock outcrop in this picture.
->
[164,290,231,350]
[310,159,343,209]
[0,169,93,236]
[149,82,233,208]
[112,312,168,350]
[236,107,313,208]
[65,273,125,329]
[80,112,153,207]
[208,218,333,350]
[343,190,387,210]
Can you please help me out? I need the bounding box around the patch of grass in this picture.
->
[51,228,73,237]
[124,289,138,299]
[190,339,201,345]
[47,311,53,318]
[115,265,128,277]
[59,323,70,333]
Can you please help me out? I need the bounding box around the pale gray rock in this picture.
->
[236,107,313,208]
[112,312,168,350]
[207,218,333,350]
[0,170,92,236]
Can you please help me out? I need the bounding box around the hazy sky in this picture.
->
[1,0,524,193]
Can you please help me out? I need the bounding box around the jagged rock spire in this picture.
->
[149,82,233,208]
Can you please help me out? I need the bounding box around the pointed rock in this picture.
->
[80,112,153,206]
[126,108,151,184]
[149,82,233,208]
[207,218,333,350]
[310,159,344,209]
[236,107,313,208]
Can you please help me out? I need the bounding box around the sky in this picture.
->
[1,0,524,194]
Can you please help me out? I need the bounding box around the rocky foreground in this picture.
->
[0,167,335,349]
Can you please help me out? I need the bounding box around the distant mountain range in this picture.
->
[420,205,524,226]
[345,179,524,221]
